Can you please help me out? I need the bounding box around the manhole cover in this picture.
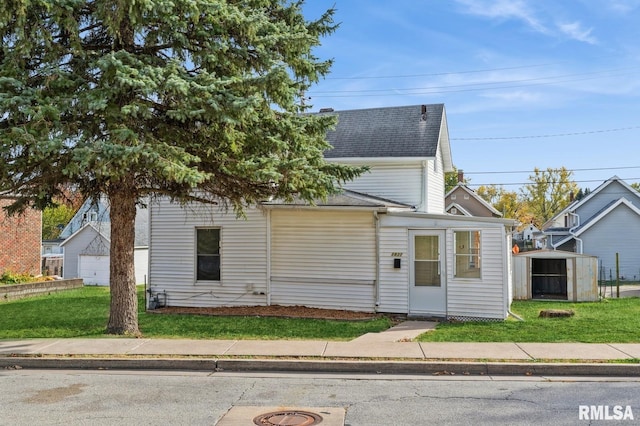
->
[253,410,323,426]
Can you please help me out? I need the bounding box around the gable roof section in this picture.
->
[444,184,502,217]
[322,104,452,168]
[60,222,110,247]
[60,219,148,248]
[544,176,640,228]
[553,197,640,247]
[59,196,110,239]
[445,202,473,216]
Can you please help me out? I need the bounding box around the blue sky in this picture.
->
[302,1,640,191]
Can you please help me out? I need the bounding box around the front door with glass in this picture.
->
[409,230,446,315]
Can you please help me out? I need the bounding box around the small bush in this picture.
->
[0,271,37,285]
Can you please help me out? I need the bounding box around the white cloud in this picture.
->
[455,0,549,34]
[607,0,640,13]
[456,1,600,45]
[557,21,597,44]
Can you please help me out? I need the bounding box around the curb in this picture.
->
[1,357,639,377]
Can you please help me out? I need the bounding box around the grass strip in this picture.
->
[0,286,391,340]
[419,298,640,343]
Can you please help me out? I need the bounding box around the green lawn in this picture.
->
[418,298,640,343]
[2,286,639,342]
[0,286,391,340]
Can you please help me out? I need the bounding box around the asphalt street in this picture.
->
[1,369,639,425]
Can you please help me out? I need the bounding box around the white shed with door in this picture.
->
[512,250,598,301]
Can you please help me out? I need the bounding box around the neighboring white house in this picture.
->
[542,176,640,280]
[512,223,544,251]
[147,104,516,320]
[60,197,149,285]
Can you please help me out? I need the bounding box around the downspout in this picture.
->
[266,209,272,305]
[508,310,524,321]
[504,225,517,320]
[146,201,152,310]
[421,160,427,212]
[505,223,524,320]
[374,211,381,311]
[568,212,583,254]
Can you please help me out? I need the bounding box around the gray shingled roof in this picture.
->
[264,190,412,209]
[322,104,444,158]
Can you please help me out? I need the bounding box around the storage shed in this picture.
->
[512,250,598,301]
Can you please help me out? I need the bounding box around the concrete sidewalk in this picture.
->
[1,337,639,361]
[1,321,639,376]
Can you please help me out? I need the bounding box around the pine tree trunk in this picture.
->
[106,187,139,335]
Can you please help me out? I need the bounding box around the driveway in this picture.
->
[600,284,640,298]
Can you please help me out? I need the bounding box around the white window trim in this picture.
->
[453,229,482,281]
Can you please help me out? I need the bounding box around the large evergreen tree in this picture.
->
[0,0,363,334]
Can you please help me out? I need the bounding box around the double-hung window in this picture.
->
[196,228,220,281]
[454,230,481,279]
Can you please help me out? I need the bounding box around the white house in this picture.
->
[147,104,516,319]
[60,197,149,285]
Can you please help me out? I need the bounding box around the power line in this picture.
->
[466,177,640,188]
[463,166,640,175]
[459,167,640,187]
[323,55,623,80]
[309,67,639,97]
[314,67,636,94]
[452,126,640,141]
[325,63,555,80]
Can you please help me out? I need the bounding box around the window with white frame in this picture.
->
[196,228,220,281]
[454,230,481,278]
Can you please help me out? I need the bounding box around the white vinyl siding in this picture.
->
[576,181,640,221]
[579,204,640,279]
[425,145,446,214]
[148,198,268,307]
[149,200,511,319]
[270,209,376,311]
[134,248,148,285]
[377,227,409,313]
[447,227,507,319]
[380,213,510,319]
[341,164,423,208]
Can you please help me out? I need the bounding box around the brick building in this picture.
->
[0,198,42,276]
